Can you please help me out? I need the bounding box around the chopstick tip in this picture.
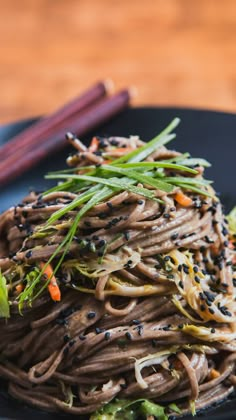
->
[103,78,115,94]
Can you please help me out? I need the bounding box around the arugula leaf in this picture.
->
[0,271,10,318]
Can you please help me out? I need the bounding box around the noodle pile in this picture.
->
[0,122,235,419]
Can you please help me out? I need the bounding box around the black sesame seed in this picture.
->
[92,235,99,241]
[171,233,179,240]
[178,324,183,329]
[137,200,144,205]
[105,332,111,340]
[162,325,171,331]
[167,274,174,279]
[222,226,228,236]
[233,278,236,287]
[79,334,86,341]
[131,319,141,325]
[183,266,189,275]
[120,383,127,389]
[200,246,206,253]
[125,332,132,340]
[211,328,216,333]
[194,276,200,283]
[177,264,182,272]
[205,236,214,244]
[110,139,119,146]
[124,231,130,241]
[97,239,106,248]
[178,280,184,289]
[155,263,162,269]
[106,202,113,209]
[208,308,215,314]
[163,213,170,219]
[200,304,205,311]
[25,250,32,259]
[98,212,107,219]
[193,266,199,273]
[63,334,70,343]
[226,261,232,266]
[164,256,171,262]
[87,311,96,319]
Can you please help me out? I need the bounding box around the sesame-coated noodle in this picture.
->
[0,119,236,419]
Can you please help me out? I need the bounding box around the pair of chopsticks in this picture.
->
[0,81,134,187]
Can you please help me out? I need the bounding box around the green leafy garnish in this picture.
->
[90,398,168,420]
[0,270,10,318]
[113,118,180,163]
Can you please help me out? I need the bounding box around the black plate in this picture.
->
[0,107,235,419]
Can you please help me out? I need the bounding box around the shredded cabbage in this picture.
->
[227,206,236,236]
[0,270,9,318]
[62,247,140,278]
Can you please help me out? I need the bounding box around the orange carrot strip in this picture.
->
[89,136,99,153]
[39,262,61,302]
[15,283,24,294]
[174,191,193,207]
[210,368,220,379]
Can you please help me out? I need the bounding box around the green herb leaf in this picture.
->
[101,165,174,193]
[45,174,160,202]
[112,118,180,164]
[115,161,198,174]
[0,271,10,318]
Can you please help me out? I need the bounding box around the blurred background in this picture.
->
[1,0,236,123]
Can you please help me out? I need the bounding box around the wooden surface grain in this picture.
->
[1,0,236,122]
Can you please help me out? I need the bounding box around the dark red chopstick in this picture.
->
[0,80,112,161]
[0,89,132,187]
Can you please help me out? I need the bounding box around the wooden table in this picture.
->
[1,0,236,123]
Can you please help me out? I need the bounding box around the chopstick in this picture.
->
[0,87,133,187]
[0,80,112,161]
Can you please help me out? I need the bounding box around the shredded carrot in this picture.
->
[15,283,24,294]
[209,368,220,379]
[174,191,193,207]
[39,262,61,302]
[89,136,100,153]
[105,147,134,157]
